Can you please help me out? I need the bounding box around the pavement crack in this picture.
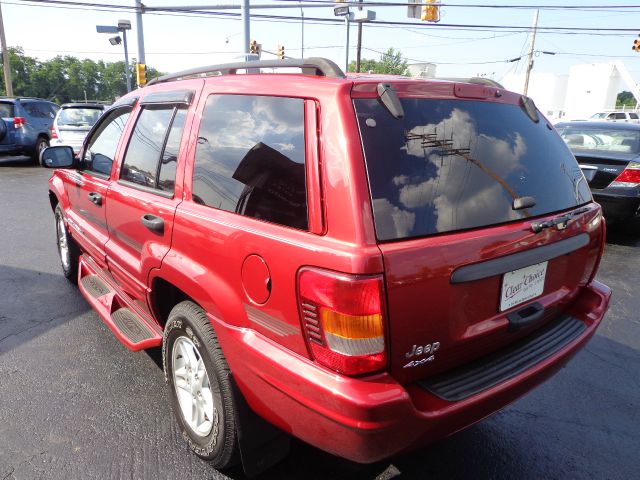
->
[2,466,15,480]
[0,311,83,346]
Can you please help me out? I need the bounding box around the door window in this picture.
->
[83,108,131,176]
[120,106,186,193]
[192,94,308,230]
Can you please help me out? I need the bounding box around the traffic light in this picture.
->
[250,40,258,54]
[277,44,285,60]
[421,0,440,22]
[136,63,147,87]
[633,35,640,52]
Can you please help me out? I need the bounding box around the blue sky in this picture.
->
[3,1,640,83]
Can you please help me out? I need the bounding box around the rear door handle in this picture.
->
[87,192,102,206]
[141,214,164,234]
[507,302,545,332]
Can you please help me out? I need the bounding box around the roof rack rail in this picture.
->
[147,57,345,86]
[438,77,505,89]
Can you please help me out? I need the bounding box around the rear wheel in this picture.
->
[32,136,49,164]
[163,301,239,468]
[54,205,79,283]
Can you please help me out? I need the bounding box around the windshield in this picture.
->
[58,107,102,127]
[556,125,640,154]
[355,98,591,241]
[0,102,14,118]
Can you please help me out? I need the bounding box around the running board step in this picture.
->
[78,256,162,351]
[80,275,110,298]
[112,308,157,344]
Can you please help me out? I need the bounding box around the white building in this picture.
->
[501,61,639,122]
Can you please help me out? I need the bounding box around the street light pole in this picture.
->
[0,1,13,96]
[122,29,131,92]
[135,0,146,64]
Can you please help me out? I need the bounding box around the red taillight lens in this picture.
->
[298,267,387,376]
[13,117,25,128]
[51,126,58,139]
[611,163,640,187]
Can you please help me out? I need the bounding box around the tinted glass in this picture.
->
[158,108,186,193]
[355,99,591,241]
[121,107,174,188]
[556,125,640,154]
[58,107,103,127]
[84,109,131,176]
[630,113,639,119]
[193,95,307,230]
[615,113,626,120]
[0,102,14,117]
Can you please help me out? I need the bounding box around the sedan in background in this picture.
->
[557,121,640,225]
[50,103,106,153]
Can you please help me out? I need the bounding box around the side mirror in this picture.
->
[40,146,76,168]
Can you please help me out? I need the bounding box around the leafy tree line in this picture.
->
[616,91,637,109]
[0,47,162,103]
[348,47,409,75]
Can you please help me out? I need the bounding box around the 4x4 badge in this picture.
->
[403,341,440,368]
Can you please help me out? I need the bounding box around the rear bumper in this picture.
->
[213,280,610,464]
[593,190,640,221]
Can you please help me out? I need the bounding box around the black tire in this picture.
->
[54,205,80,283]
[32,136,49,164]
[163,301,239,468]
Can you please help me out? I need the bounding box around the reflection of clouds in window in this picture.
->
[199,96,304,162]
[372,198,415,239]
[400,108,526,231]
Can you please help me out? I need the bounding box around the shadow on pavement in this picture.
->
[0,264,89,354]
[0,155,35,167]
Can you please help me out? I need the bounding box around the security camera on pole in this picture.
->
[96,19,133,92]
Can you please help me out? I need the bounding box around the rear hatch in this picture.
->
[353,83,602,384]
[556,124,640,189]
[56,106,103,146]
[0,101,15,145]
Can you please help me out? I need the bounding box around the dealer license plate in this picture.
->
[500,261,548,312]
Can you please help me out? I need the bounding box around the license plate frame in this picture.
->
[500,261,548,312]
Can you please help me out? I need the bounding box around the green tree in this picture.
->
[617,91,637,108]
[0,47,164,102]
[348,47,408,75]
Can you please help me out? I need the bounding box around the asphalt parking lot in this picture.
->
[1,156,638,480]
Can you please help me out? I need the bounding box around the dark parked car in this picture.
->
[40,58,610,474]
[0,97,59,162]
[557,121,640,224]
[51,103,107,154]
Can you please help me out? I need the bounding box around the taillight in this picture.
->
[298,267,387,376]
[611,162,640,187]
[13,117,25,129]
[51,126,58,139]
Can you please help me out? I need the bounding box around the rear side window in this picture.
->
[121,106,186,193]
[192,94,308,230]
[0,103,14,117]
[630,113,639,120]
[355,99,591,241]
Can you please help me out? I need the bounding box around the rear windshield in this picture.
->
[0,102,14,118]
[355,99,591,241]
[58,107,102,127]
[556,125,640,154]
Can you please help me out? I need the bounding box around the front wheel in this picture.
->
[54,205,79,283]
[163,301,239,468]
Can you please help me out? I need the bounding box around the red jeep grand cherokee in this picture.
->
[41,58,610,474]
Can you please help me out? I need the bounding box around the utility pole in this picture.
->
[242,0,250,59]
[355,0,363,72]
[135,0,145,64]
[523,9,539,96]
[0,1,13,96]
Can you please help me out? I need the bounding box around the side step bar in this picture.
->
[77,256,162,351]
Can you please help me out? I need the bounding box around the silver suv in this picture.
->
[51,103,106,153]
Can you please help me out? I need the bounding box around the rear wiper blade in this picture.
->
[530,207,590,233]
